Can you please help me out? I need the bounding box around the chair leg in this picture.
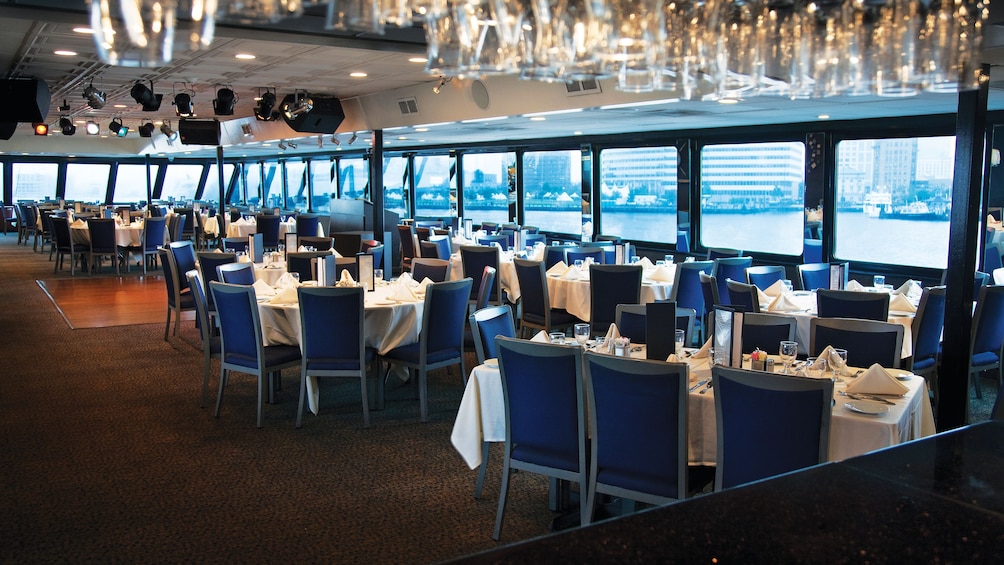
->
[200,350,212,408]
[173,304,182,336]
[419,368,429,423]
[214,368,227,418]
[474,442,490,499]
[296,370,307,429]
[257,372,266,428]
[584,476,597,527]
[359,370,370,429]
[492,458,512,541]
[164,308,172,341]
[974,370,984,399]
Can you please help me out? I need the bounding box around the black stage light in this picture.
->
[59,117,76,136]
[254,90,277,121]
[174,92,194,117]
[58,99,70,112]
[108,118,128,137]
[138,121,156,137]
[213,87,236,115]
[130,80,163,111]
[83,81,105,109]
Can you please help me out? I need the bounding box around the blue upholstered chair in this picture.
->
[476,234,508,248]
[168,241,197,293]
[160,248,196,341]
[565,247,605,266]
[726,279,761,313]
[969,285,1004,400]
[294,214,319,242]
[745,265,786,290]
[222,237,249,253]
[196,252,236,320]
[217,262,256,285]
[185,271,221,408]
[809,317,905,369]
[741,312,797,355]
[803,238,823,264]
[584,353,688,523]
[459,245,501,305]
[87,218,119,275]
[589,264,643,336]
[512,258,581,337]
[411,258,451,283]
[712,366,833,490]
[380,278,473,422]
[397,224,417,273]
[713,256,753,305]
[798,262,831,291]
[908,286,945,407]
[297,286,372,428]
[493,337,586,541]
[816,289,889,321]
[544,246,568,269]
[209,282,302,427]
[670,260,714,345]
[50,216,89,276]
[256,214,281,251]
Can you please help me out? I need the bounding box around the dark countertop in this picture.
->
[455,421,1004,563]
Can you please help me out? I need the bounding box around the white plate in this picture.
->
[371,300,395,306]
[889,310,915,317]
[844,400,889,416]
[483,358,498,369]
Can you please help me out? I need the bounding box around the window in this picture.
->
[339,158,368,200]
[523,150,581,235]
[599,146,677,243]
[64,163,110,203]
[160,164,204,203]
[414,154,455,219]
[261,162,281,210]
[383,156,409,218]
[834,136,953,269]
[309,159,334,213]
[284,160,307,210]
[243,162,262,206]
[202,163,235,206]
[462,152,513,226]
[699,141,806,256]
[114,163,160,204]
[12,163,58,202]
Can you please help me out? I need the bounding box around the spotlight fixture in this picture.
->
[330,135,340,145]
[277,140,288,151]
[174,92,194,117]
[432,76,452,94]
[241,123,253,138]
[160,120,178,145]
[347,133,357,145]
[85,120,100,135]
[212,86,236,115]
[130,80,163,111]
[58,99,70,112]
[317,135,323,148]
[281,92,313,120]
[254,88,278,121]
[58,117,76,136]
[33,122,49,136]
[286,140,297,149]
[82,80,105,109]
[138,121,156,138]
[108,117,128,137]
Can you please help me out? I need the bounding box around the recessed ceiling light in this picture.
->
[414,127,429,132]
[817,114,830,120]
[529,116,546,121]
[409,57,428,63]
[54,50,77,56]
[114,104,127,108]
[398,136,407,140]
[235,53,256,60]
[718,98,740,105]
[72,27,95,34]
[350,72,368,78]
[574,131,583,135]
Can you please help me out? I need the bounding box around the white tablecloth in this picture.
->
[253,263,289,286]
[545,269,674,322]
[71,222,144,248]
[450,354,935,470]
[257,283,423,413]
[223,219,320,239]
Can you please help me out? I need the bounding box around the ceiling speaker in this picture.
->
[0,122,16,140]
[281,94,345,133]
[0,78,51,123]
[178,118,221,146]
[471,80,490,110]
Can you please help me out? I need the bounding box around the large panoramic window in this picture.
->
[64,163,110,203]
[383,156,409,218]
[599,146,677,243]
[523,149,582,235]
[339,157,368,200]
[462,152,513,227]
[284,160,307,210]
[242,163,262,206]
[12,163,58,202]
[699,141,806,256]
[834,136,953,269]
[414,154,455,219]
[114,163,160,204]
[309,159,334,213]
[261,162,282,210]
[202,163,235,206]
[160,164,204,203]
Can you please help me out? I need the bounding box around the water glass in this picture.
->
[834,348,848,372]
[549,331,566,345]
[664,254,674,264]
[374,268,384,282]
[782,279,793,292]
[574,259,584,270]
[674,329,686,355]
[630,255,641,264]
[806,357,826,378]
[290,272,300,283]
[873,274,885,287]
[573,323,590,346]
[779,340,798,374]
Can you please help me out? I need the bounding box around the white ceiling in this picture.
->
[4,0,1004,159]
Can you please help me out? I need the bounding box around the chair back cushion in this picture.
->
[816,289,889,321]
[210,282,261,369]
[423,278,474,354]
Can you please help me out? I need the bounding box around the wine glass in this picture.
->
[779,340,798,374]
[573,323,590,347]
[674,329,686,355]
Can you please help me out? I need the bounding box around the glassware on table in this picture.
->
[834,348,848,373]
[374,268,384,282]
[674,329,686,355]
[873,274,885,287]
[290,272,300,283]
[574,259,584,271]
[782,279,793,292]
[549,331,566,345]
[573,323,590,346]
[630,255,641,264]
[664,254,674,264]
[613,336,631,356]
[779,340,798,374]
[806,357,826,378]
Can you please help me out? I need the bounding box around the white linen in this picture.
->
[845,363,910,396]
[756,287,772,308]
[768,293,802,312]
[448,254,521,301]
[252,279,277,298]
[268,287,299,304]
[545,275,672,322]
[253,264,287,286]
[530,330,550,343]
[647,265,675,283]
[397,272,419,287]
[816,345,851,376]
[637,257,655,269]
[691,337,712,359]
[546,262,569,277]
[761,279,786,297]
[889,293,917,313]
[845,279,865,291]
[389,282,420,302]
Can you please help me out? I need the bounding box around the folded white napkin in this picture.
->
[390,282,420,302]
[235,217,248,226]
[648,265,675,283]
[762,279,786,297]
[845,363,909,396]
[547,262,569,277]
[846,279,865,291]
[532,243,546,261]
[891,279,918,296]
[397,272,420,288]
[335,269,356,288]
[331,248,342,258]
[531,330,550,343]
[691,337,712,359]
[638,257,655,269]
[284,218,295,225]
[252,279,276,297]
[268,287,299,304]
[768,293,802,312]
[817,345,851,376]
[238,254,252,264]
[666,353,682,363]
[562,266,585,280]
[888,293,917,313]
[71,219,86,228]
[604,323,621,342]
[213,248,223,253]
[274,272,300,289]
[417,277,435,292]
[995,267,1004,286]
[756,287,772,308]
[298,245,310,252]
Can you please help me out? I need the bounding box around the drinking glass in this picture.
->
[374,268,384,282]
[779,340,798,374]
[630,255,641,264]
[290,272,300,284]
[674,329,686,355]
[834,348,848,374]
[806,357,826,378]
[664,254,674,264]
[549,331,566,344]
[574,259,584,270]
[782,279,793,292]
[574,323,590,346]
[873,274,885,287]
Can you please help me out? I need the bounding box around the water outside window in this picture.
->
[414,154,455,219]
[160,164,204,203]
[599,146,677,243]
[310,160,334,213]
[260,162,281,209]
[699,141,806,256]
[284,161,307,210]
[114,164,160,204]
[383,156,409,218]
[64,163,110,203]
[243,163,262,206]
[12,163,57,202]
[202,163,234,207]
[339,158,368,200]
[462,152,513,227]
[834,136,953,269]
[523,150,581,235]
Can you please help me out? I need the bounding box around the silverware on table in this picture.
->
[840,391,895,405]
[689,379,708,393]
[699,381,713,394]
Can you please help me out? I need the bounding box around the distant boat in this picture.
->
[863,192,892,217]
[885,199,950,221]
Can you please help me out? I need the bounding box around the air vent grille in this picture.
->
[565,79,601,96]
[398,97,419,115]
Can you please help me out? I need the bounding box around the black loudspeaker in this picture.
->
[178,118,221,145]
[0,122,17,140]
[0,78,51,123]
[281,95,345,133]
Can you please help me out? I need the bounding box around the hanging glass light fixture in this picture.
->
[89,0,217,67]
